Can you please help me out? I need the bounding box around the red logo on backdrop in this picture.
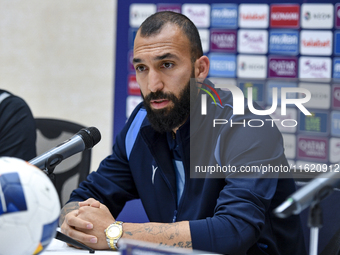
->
[302,39,331,48]
[270,5,300,28]
[241,13,266,21]
[128,75,141,96]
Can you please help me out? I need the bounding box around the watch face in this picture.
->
[108,225,120,238]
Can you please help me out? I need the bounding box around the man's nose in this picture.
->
[148,69,164,92]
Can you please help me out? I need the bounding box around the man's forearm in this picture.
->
[121,221,192,249]
[59,201,80,226]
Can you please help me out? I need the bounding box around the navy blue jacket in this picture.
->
[0,90,36,161]
[69,87,306,255]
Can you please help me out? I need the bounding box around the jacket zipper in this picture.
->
[173,210,178,223]
[172,130,189,224]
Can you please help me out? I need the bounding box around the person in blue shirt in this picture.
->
[0,89,36,161]
[59,11,306,255]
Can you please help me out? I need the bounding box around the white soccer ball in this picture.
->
[0,157,60,255]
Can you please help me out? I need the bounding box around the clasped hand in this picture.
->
[60,198,115,250]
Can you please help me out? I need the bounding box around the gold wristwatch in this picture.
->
[104,221,123,250]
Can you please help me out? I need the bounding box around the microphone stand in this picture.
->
[308,196,323,255]
[298,181,334,255]
[275,167,340,255]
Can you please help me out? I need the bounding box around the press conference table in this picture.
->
[43,238,218,255]
[43,233,219,255]
[43,238,119,254]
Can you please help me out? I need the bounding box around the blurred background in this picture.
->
[2,0,339,173]
[2,1,340,252]
[0,0,116,171]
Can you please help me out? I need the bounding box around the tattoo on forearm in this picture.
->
[125,223,179,239]
[59,201,80,226]
[159,241,192,249]
[124,223,190,248]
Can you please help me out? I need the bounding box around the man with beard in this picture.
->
[59,11,306,255]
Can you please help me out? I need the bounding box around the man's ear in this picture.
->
[194,56,210,80]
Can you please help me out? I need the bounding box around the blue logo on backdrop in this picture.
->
[334,31,340,56]
[269,30,299,55]
[211,4,238,28]
[331,111,340,137]
[334,58,340,79]
[266,81,297,105]
[299,111,328,135]
[209,53,236,77]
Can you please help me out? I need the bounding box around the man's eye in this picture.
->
[136,66,146,72]
[162,63,173,69]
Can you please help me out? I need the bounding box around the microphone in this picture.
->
[29,127,101,173]
[274,170,340,218]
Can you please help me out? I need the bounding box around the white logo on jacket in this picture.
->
[152,165,158,184]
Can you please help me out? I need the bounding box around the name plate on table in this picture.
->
[119,239,220,255]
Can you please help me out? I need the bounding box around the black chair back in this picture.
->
[34,118,91,206]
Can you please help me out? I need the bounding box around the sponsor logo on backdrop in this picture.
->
[268,56,297,78]
[333,85,340,109]
[266,81,297,105]
[128,75,140,96]
[300,30,333,56]
[270,4,300,28]
[270,107,298,133]
[299,111,329,134]
[336,4,340,28]
[282,134,296,159]
[334,32,340,55]
[239,4,269,28]
[209,53,236,77]
[331,111,340,137]
[156,4,181,13]
[198,29,209,53]
[182,4,210,28]
[237,55,267,78]
[333,59,340,79]
[129,4,156,28]
[126,96,143,118]
[299,57,331,80]
[329,137,340,163]
[210,30,237,52]
[269,30,299,55]
[301,4,334,29]
[298,136,328,161]
[299,83,331,109]
[238,81,264,104]
[238,30,268,54]
[211,4,238,28]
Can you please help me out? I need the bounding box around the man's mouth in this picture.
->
[150,99,170,109]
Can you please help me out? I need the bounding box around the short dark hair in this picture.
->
[138,11,203,62]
